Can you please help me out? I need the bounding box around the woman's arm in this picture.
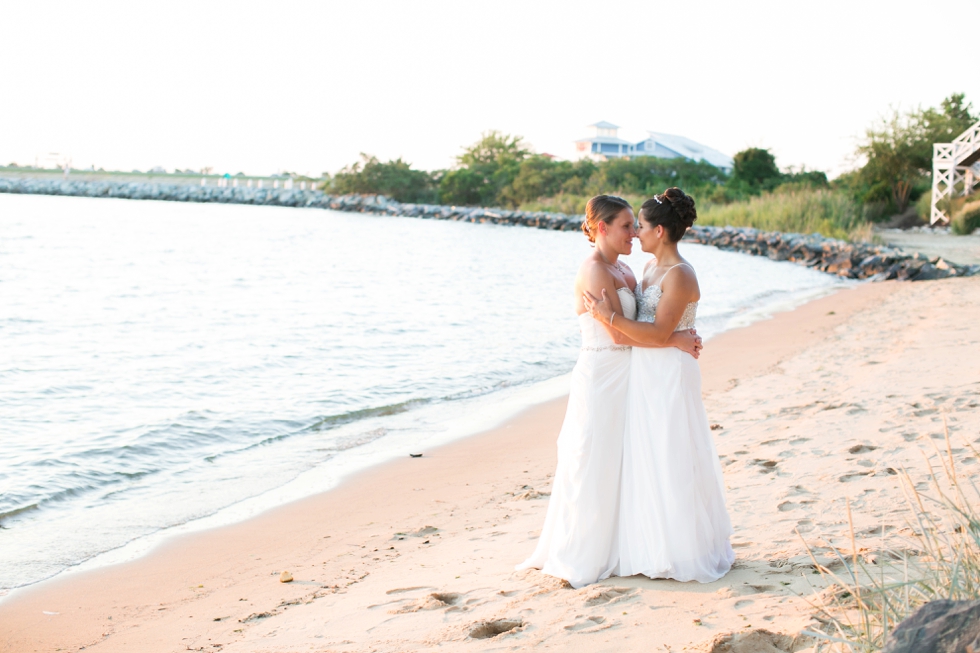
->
[584,268,700,348]
[579,261,625,322]
[609,328,702,358]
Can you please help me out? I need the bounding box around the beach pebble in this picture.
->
[279,571,293,583]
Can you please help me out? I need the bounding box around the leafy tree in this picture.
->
[782,167,828,188]
[856,93,976,213]
[591,156,727,196]
[728,148,782,196]
[331,154,437,203]
[858,111,931,212]
[437,167,487,206]
[439,131,530,207]
[923,93,977,148]
[500,157,597,206]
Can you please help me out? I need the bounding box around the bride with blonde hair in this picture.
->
[516,194,702,588]
[584,187,734,583]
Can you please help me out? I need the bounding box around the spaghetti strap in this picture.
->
[654,262,692,288]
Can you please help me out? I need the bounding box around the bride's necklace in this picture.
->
[597,249,628,275]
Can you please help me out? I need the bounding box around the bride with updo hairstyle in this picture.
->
[584,187,735,583]
[516,195,703,588]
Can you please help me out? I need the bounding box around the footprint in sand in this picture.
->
[856,525,894,538]
[468,619,523,639]
[389,591,463,614]
[754,459,779,473]
[796,519,814,533]
[784,485,811,496]
[511,485,551,500]
[583,587,636,607]
[385,586,435,595]
[564,615,610,633]
[392,526,438,541]
[839,471,873,482]
[848,444,878,455]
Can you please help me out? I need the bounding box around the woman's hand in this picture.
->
[583,289,615,324]
[670,328,703,359]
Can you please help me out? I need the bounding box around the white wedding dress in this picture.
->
[616,265,735,583]
[517,287,636,588]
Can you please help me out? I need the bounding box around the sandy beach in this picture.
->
[3,276,979,653]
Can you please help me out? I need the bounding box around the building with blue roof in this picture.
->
[574,121,733,174]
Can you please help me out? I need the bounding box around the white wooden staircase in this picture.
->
[932,119,980,224]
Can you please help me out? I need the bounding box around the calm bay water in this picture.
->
[0,193,844,591]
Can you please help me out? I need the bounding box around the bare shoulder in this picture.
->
[578,256,614,285]
[666,261,700,299]
[675,260,698,281]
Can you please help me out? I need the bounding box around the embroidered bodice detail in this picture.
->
[636,284,698,331]
[579,286,637,352]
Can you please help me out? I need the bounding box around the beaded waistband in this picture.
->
[580,345,632,352]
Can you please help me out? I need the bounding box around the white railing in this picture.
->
[931,119,980,224]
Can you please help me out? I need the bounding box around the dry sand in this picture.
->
[876,228,980,265]
[3,277,979,653]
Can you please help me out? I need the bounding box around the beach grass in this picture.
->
[801,417,980,652]
[519,192,648,216]
[697,188,875,242]
[521,188,875,242]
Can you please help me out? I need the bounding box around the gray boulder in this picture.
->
[883,599,980,653]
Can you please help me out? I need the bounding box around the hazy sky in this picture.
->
[3,0,978,179]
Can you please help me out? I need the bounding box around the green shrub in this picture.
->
[952,202,980,234]
[331,154,437,203]
[915,190,933,220]
[519,192,647,216]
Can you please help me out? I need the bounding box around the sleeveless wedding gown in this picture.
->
[616,266,735,583]
[517,287,637,588]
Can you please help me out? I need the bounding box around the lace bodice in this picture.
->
[579,287,637,351]
[636,284,698,331]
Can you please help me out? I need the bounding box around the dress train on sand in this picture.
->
[616,268,734,583]
[516,287,636,588]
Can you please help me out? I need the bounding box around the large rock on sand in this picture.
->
[883,599,980,653]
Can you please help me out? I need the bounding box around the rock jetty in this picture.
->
[684,225,979,281]
[2,178,976,282]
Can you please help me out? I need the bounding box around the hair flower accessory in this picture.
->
[652,195,663,204]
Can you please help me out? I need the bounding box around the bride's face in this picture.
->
[601,209,636,255]
[637,214,664,253]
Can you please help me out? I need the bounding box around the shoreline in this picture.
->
[10,277,975,652]
[3,179,977,281]
[0,270,839,597]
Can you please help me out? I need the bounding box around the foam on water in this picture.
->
[0,193,848,593]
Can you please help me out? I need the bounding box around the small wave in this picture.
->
[307,399,432,432]
[0,502,40,523]
[321,426,389,453]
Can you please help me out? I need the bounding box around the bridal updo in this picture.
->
[639,187,697,242]
[581,195,633,243]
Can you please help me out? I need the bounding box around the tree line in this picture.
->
[326,93,976,222]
